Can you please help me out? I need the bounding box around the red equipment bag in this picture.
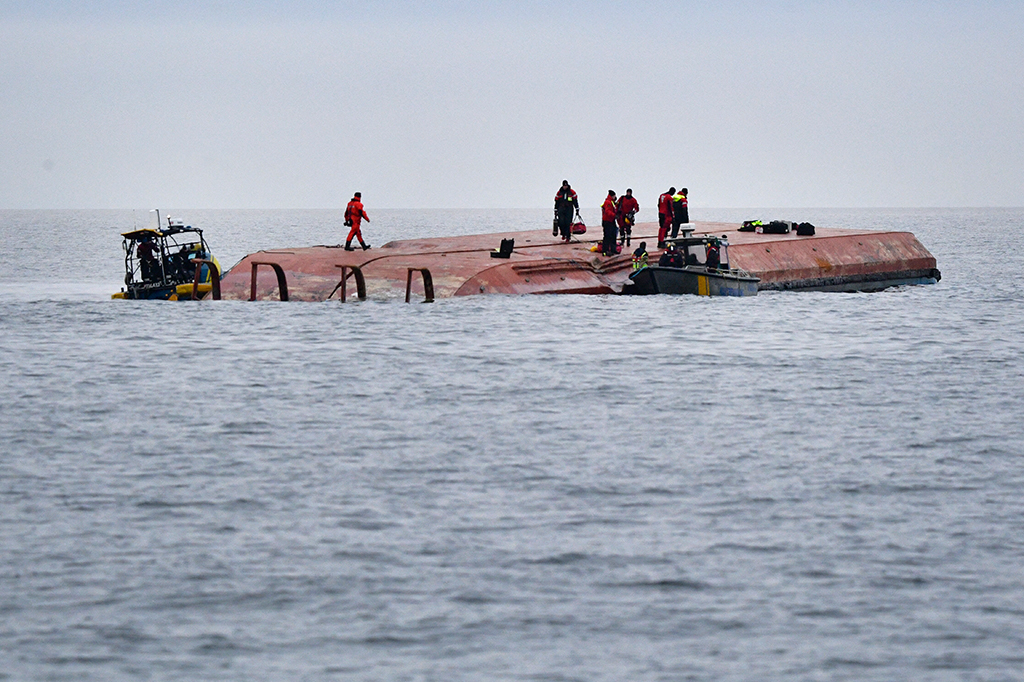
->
[571,218,587,235]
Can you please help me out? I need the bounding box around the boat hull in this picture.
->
[625,266,760,297]
[756,268,941,292]
[112,282,213,300]
[214,221,938,301]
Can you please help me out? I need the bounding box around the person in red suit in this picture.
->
[344,192,371,251]
[601,190,619,256]
[616,188,639,247]
[657,186,676,248]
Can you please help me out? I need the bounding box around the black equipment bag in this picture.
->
[761,220,793,234]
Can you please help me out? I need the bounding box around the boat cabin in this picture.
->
[625,228,758,296]
[665,232,731,270]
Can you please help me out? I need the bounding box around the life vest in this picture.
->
[632,251,648,270]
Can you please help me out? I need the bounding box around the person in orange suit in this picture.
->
[344,192,371,251]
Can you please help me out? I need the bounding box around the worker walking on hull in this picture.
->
[344,192,371,251]
[554,180,579,242]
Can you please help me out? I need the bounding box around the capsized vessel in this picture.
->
[217,220,940,301]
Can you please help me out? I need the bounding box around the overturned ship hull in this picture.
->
[215,222,940,301]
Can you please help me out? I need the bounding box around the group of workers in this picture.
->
[554,181,641,258]
[556,181,691,256]
[628,241,685,271]
[630,236,722,272]
[657,186,689,249]
[556,181,642,256]
[338,184,693,262]
[599,188,641,256]
[629,239,720,272]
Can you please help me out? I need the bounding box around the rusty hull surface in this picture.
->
[218,221,938,301]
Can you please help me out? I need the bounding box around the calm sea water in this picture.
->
[2,208,1023,681]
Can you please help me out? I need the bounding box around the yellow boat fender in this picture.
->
[174,283,213,299]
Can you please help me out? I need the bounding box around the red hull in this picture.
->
[218,221,939,301]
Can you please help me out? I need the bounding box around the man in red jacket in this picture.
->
[616,188,639,247]
[657,186,676,248]
[601,190,618,256]
[344,192,370,251]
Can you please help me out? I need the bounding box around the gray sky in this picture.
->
[2,0,1022,208]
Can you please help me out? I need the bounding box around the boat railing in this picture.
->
[189,259,221,300]
[405,268,434,303]
[332,264,367,302]
[249,261,289,301]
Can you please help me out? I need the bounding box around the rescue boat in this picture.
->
[111,210,221,300]
[624,232,760,297]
